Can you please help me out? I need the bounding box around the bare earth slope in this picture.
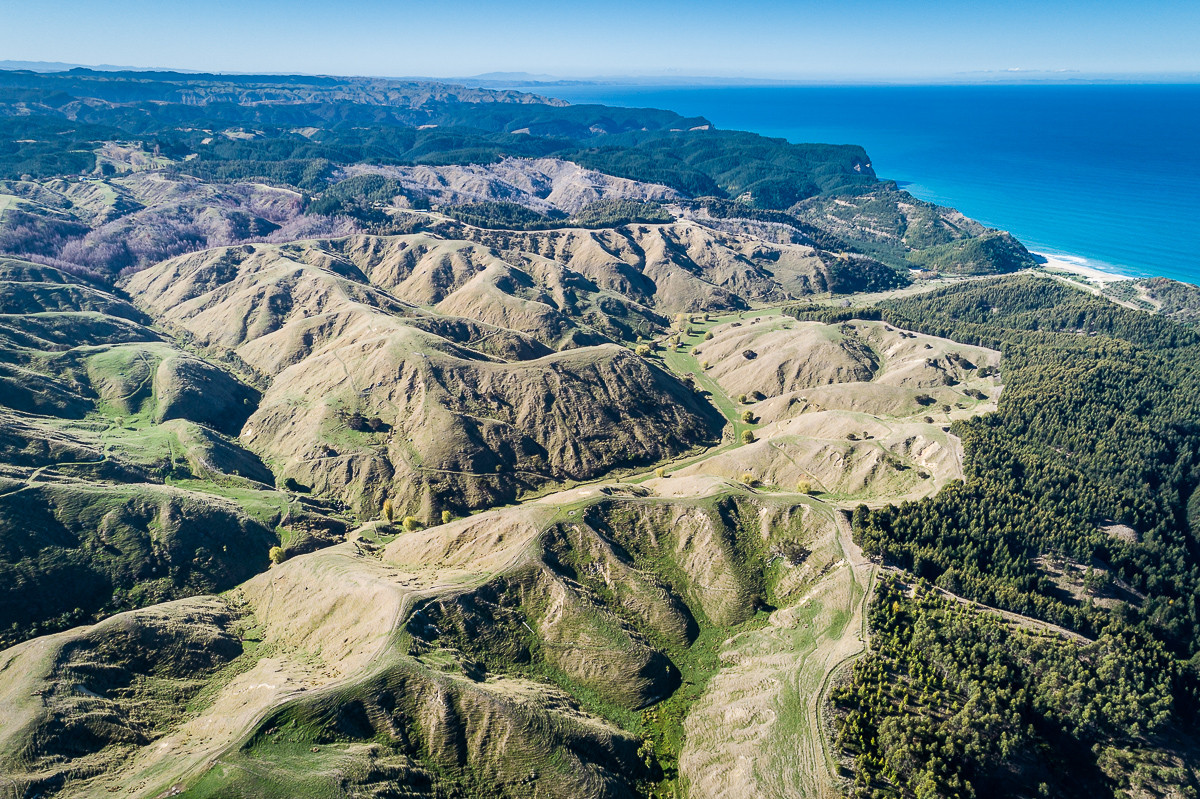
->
[0,292,1007,799]
[341,157,685,215]
[0,255,347,649]
[122,238,724,517]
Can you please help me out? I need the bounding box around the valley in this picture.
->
[0,231,1006,796]
[0,68,1197,799]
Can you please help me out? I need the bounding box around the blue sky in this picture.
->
[2,0,1198,80]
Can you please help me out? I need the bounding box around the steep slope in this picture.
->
[793,187,1038,274]
[461,219,837,313]
[0,498,654,798]
[340,157,685,215]
[0,255,347,647]
[0,283,1013,799]
[0,486,843,799]
[123,239,724,516]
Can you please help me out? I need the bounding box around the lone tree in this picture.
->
[403,515,421,532]
[741,429,756,444]
[382,497,395,523]
[269,546,286,565]
[741,410,755,423]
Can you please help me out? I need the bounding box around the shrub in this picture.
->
[704,330,714,341]
[741,410,755,423]
[797,480,814,494]
[739,472,758,486]
[655,467,667,478]
[403,516,421,532]
[635,343,652,356]
[444,201,564,230]
[382,497,394,523]
[571,198,672,228]
[741,430,756,444]
[268,546,286,565]
[441,510,452,525]
[738,394,749,404]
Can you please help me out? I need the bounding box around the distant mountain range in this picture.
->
[0,59,191,73]
[0,66,1195,799]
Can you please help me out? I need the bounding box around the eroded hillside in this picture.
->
[0,280,1009,797]
[6,69,1184,799]
[121,235,726,516]
[0,255,348,647]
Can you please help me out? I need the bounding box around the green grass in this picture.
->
[566,495,775,794]
[169,477,294,528]
[182,739,368,799]
[496,594,773,796]
[184,618,274,717]
[394,491,783,797]
[646,308,788,455]
[0,192,27,213]
[85,343,171,421]
[641,611,773,793]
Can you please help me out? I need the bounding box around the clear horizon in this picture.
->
[3,60,1198,88]
[3,0,1197,80]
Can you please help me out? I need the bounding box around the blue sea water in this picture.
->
[542,84,1200,283]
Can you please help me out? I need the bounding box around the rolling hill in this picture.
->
[0,69,1193,799]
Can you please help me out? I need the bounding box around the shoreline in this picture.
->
[1032,251,1138,285]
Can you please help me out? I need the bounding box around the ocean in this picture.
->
[539,83,1200,283]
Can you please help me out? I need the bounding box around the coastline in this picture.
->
[540,85,1198,288]
[1032,251,1138,285]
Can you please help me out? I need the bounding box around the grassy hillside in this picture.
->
[0,255,348,646]
[0,71,1028,281]
[0,292,1010,798]
[1,68,1195,799]
[790,276,1200,797]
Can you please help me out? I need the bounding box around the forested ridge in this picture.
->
[0,70,1042,284]
[3,68,1195,798]
[0,74,873,206]
[833,579,1190,799]
[790,277,1200,798]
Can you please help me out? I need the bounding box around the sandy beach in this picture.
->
[1033,252,1134,285]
